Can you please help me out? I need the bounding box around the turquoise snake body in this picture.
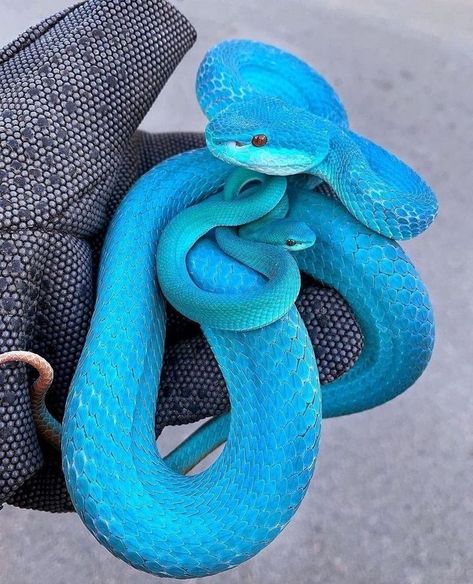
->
[156,169,316,331]
[7,40,437,577]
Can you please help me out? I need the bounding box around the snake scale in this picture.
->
[4,40,437,577]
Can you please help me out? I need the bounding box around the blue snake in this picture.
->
[3,40,436,578]
[160,39,437,471]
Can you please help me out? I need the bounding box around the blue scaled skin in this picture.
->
[62,151,321,578]
[168,38,436,471]
[60,39,437,579]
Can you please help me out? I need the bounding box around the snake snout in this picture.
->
[285,221,317,251]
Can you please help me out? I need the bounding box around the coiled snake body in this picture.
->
[163,39,437,471]
[1,41,437,577]
[62,151,322,577]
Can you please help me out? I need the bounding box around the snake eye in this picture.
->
[251,134,268,147]
[286,239,297,247]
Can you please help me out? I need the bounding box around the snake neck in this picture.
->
[237,195,289,240]
[307,127,438,240]
[215,226,295,281]
[310,129,361,206]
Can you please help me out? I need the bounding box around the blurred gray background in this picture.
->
[0,1,472,583]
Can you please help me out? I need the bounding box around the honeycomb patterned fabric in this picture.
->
[0,0,362,513]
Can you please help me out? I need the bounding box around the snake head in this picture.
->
[276,219,317,251]
[239,218,316,251]
[205,96,331,175]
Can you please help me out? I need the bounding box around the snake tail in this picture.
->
[0,351,60,449]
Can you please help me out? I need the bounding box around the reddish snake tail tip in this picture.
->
[0,351,58,448]
[0,351,54,393]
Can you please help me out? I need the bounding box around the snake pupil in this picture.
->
[286,239,297,247]
[251,134,268,147]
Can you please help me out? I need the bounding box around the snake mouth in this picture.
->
[207,133,250,148]
[215,138,249,148]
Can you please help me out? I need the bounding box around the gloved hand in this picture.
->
[0,0,205,511]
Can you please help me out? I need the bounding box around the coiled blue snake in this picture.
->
[1,40,437,578]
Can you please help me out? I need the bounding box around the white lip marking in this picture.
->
[225,140,248,148]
